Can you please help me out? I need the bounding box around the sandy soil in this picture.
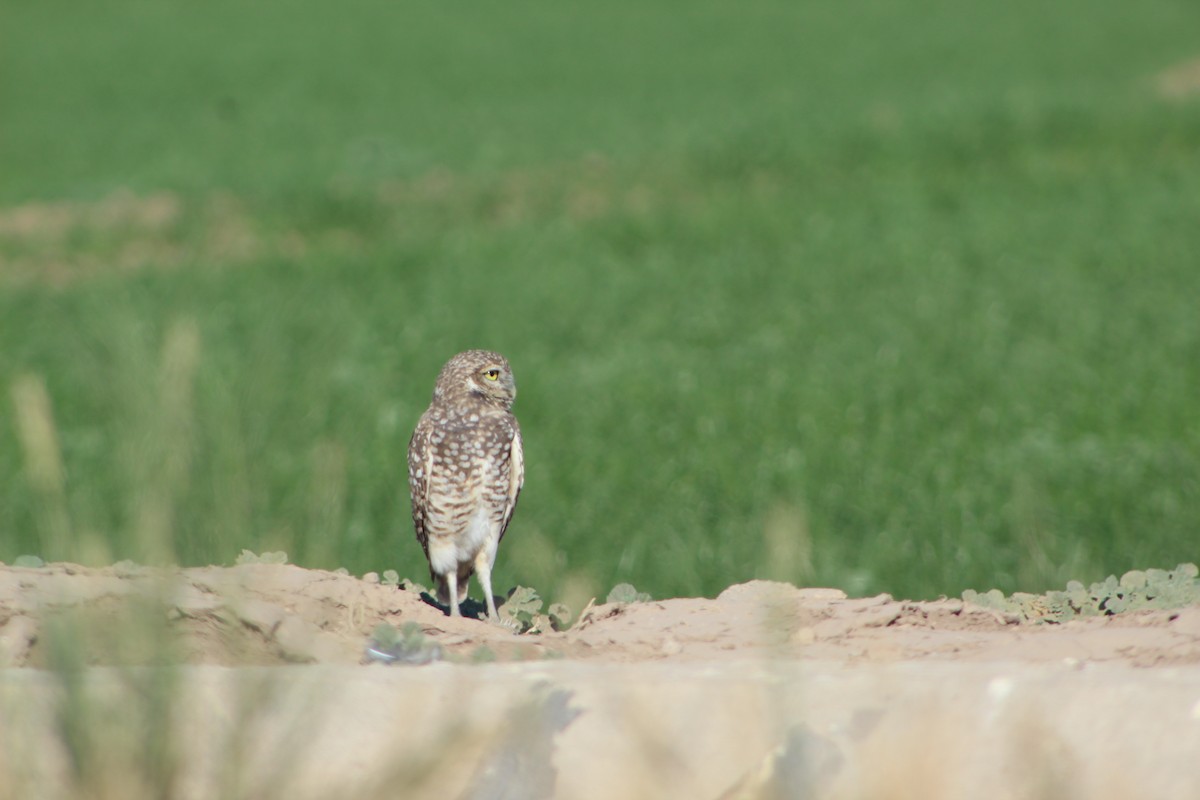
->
[2,562,1198,669]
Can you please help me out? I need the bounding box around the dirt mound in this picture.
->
[3,563,1198,669]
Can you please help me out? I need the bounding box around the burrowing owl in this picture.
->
[408,350,524,620]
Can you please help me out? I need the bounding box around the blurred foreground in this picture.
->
[1,563,1199,799]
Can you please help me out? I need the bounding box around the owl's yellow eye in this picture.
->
[484,369,500,381]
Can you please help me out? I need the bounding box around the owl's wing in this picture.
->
[408,420,434,559]
[498,422,524,544]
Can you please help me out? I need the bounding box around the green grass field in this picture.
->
[2,0,1198,602]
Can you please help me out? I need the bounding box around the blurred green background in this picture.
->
[2,0,1198,601]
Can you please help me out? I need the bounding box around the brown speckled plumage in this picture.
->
[407,350,524,620]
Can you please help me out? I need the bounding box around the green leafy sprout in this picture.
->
[606,583,651,604]
[963,563,1200,623]
[234,549,288,566]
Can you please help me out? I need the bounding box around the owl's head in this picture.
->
[433,349,517,408]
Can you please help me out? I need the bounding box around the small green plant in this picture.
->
[547,603,573,632]
[606,583,651,604]
[364,621,442,665]
[497,587,577,633]
[233,550,288,565]
[398,577,430,594]
[500,586,546,633]
[469,645,496,663]
[963,563,1200,623]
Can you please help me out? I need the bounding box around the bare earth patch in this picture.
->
[2,562,1197,668]
[0,165,724,289]
[1156,55,1200,100]
[0,190,279,288]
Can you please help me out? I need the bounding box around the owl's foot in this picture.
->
[489,613,523,632]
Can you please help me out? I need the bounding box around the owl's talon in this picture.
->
[492,614,522,632]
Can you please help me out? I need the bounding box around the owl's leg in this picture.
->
[445,571,461,617]
[474,549,499,621]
